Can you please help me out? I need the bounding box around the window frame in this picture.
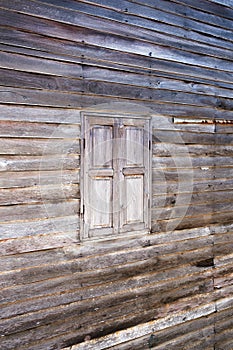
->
[80,112,152,242]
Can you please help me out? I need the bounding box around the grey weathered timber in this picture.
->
[0,0,232,349]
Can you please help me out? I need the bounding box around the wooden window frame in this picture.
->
[80,112,152,242]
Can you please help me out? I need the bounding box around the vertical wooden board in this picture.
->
[125,175,144,224]
[120,118,151,232]
[82,115,116,238]
[91,126,113,168]
[125,127,144,166]
[90,177,113,229]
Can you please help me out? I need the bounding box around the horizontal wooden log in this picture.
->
[208,0,233,7]
[153,143,233,157]
[0,292,215,350]
[153,130,233,145]
[0,47,84,79]
[152,210,233,232]
[0,200,79,223]
[152,190,233,208]
[174,0,233,20]
[76,0,233,30]
[152,202,233,221]
[60,303,215,350]
[1,68,233,110]
[0,120,80,138]
[153,156,233,169]
[153,167,233,182]
[213,241,233,258]
[0,224,212,256]
[0,184,79,205]
[0,215,79,240]
[0,235,213,289]
[1,0,232,51]
[107,314,214,349]
[0,231,79,256]
[0,170,79,189]
[152,119,215,133]
[0,155,80,172]
[2,37,233,91]
[215,124,233,134]
[1,94,233,121]
[0,5,233,76]
[1,56,233,101]
[0,104,81,124]
[0,278,213,346]
[153,178,233,196]
[0,138,80,155]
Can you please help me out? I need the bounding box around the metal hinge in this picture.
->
[149,140,151,150]
[83,138,85,150]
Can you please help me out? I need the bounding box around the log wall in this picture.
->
[0,0,233,349]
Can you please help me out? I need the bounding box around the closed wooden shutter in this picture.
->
[81,114,151,240]
[119,118,151,233]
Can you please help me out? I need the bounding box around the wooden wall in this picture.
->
[0,0,233,349]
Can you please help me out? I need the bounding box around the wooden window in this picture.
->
[80,114,151,240]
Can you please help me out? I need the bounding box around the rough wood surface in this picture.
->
[0,0,232,349]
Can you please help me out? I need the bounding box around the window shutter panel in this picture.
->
[119,118,151,232]
[81,114,151,240]
[83,117,115,239]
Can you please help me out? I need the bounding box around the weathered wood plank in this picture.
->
[105,316,213,350]
[153,156,233,168]
[60,304,215,350]
[0,104,81,123]
[215,124,233,133]
[1,93,233,121]
[0,4,232,72]
[0,296,215,350]
[0,200,79,223]
[2,39,233,90]
[76,0,233,30]
[153,167,233,182]
[0,224,211,256]
[0,215,79,240]
[0,184,79,205]
[0,138,80,155]
[153,130,233,144]
[1,0,232,47]
[1,68,233,110]
[174,0,233,20]
[152,190,233,208]
[0,236,213,289]
[0,231,79,256]
[153,178,233,195]
[208,0,233,7]
[0,120,80,138]
[152,210,233,232]
[0,278,213,345]
[152,202,233,221]
[153,143,233,157]
[2,52,233,100]
[0,155,80,172]
[0,170,79,188]
[1,2,231,56]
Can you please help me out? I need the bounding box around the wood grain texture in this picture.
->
[0,0,232,349]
